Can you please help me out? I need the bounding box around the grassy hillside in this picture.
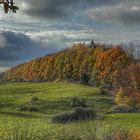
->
[0,82,140,139]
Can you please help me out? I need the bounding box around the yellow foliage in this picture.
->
[115,88,131,106]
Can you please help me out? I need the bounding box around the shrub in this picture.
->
[115,88,131,106]
[52,107,96,123]
[70,97,87,108]
[75,107,96,119]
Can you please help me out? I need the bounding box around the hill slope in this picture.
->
[2,43,130,89]
[1,82,140,139]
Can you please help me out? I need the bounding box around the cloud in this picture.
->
[26,29,98,44]
[0,29,98,70]
[16,0,140,26]
[0,26,99,68]
[0,67,10,73]
[87,4,140,25]
[19,0,125,19]
[0,31,62,67]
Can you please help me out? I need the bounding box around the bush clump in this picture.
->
[69,97,87,108]
[52,107,96,123]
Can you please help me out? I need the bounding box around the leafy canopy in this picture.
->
[0,0,19,13]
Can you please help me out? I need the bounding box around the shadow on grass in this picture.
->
[15,98,71,117]
[20,99,70,112]
[0,111,45,118]
[83,92,100,97]
[0,102,16,109]
[96,98,115,105]
[45,99,69,110]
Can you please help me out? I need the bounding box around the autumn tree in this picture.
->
[93,47,131,89]
[3,42,134,91]
[115,62,140,109]
[0,0,18,13]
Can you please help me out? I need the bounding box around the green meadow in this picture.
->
[0,82,140,139]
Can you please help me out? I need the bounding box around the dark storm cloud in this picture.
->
[0,31,60,67]
[21,0,125,19]
[20,0,140,25]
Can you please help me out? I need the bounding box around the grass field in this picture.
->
[0,82,140,139]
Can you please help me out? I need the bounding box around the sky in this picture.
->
[0,0,140,72]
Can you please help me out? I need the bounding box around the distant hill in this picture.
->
[1,42,131,89]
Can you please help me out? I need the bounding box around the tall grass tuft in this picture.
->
[0,122,133,140]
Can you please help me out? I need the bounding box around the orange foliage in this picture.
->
[94,47,130,88]
[116,62,140,103]
[4,43,95,82]
[2,43,132,91]
[110,129,140,140]
[129,129,140,140]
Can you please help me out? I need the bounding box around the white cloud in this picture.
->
[26,29,98,46]
[0,67,10,72]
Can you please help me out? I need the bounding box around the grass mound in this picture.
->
[69,97,87,108]
[18,96,42,112]
[52,107,96,123]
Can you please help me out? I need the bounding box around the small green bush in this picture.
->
[70,97,87,108]
[52,107,96,123]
